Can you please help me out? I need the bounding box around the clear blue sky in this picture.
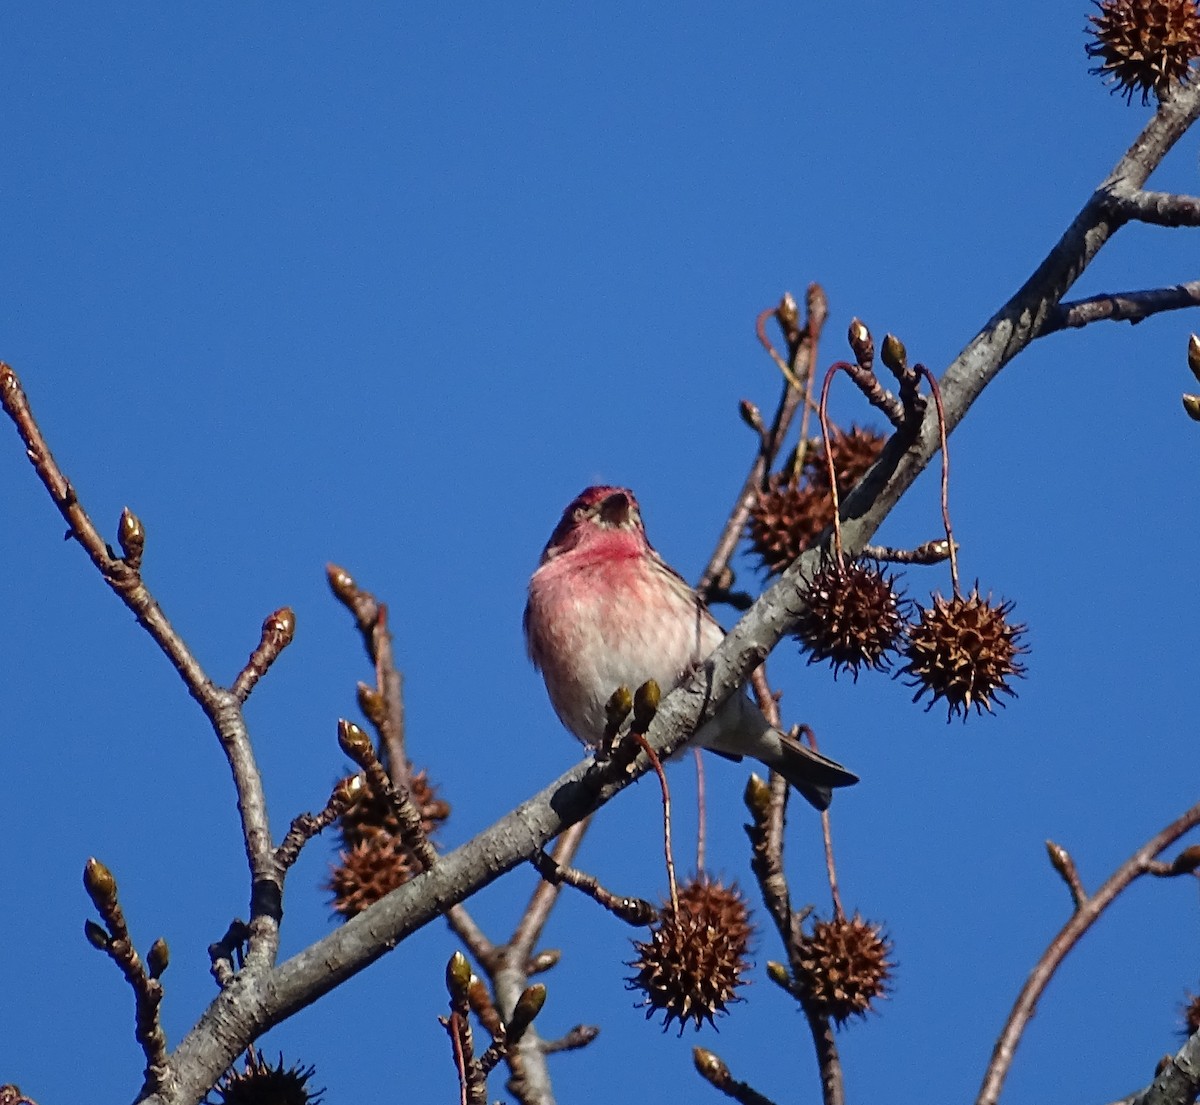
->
[3,4,1198,1103]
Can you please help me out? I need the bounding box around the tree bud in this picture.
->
[1170,844,1200,875]
[507,983,547,1041]
[765,960,792,989]
[337,720,374,766]
[445,951,472,1001]
[263,607,295,649]
[83,857,118,909]
[148,937,170,978]
[84,919,110,951]
[356,682,386,725]
[693,1046,730,1086]
[326,563,358,604]
[605,686,633,732]
[117,508,145,568]
[880,333,908,374]
[1182,394,1200,422]
[738,399,764,434]
[632,680,660,732]
[1189,334,1200,383]
[847,318,874,368]
[743,773,772,820]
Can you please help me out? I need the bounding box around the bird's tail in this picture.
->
[768,731,859,811]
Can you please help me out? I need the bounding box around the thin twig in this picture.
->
[539,1025,601,1054]
[694,747,707,873]
[1104,186,1200,227]
[1,364,283,972]
[693,1047,781,1105]
[529,851,658,926]
[274,775,362,872]
[1042,280,1200,334]
[977,799,1200,1105]
[509,818,592,962]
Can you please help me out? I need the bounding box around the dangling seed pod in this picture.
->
[627,876,753,1033]
[795,559,909,680]
[746,426,886,575]
[207,1052,324,1105]
[900,586,1027,720]
[1086,0,1200,104]
[326,769,450,918]
[794,913,894,1028]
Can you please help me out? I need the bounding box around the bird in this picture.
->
[523,485,859,810]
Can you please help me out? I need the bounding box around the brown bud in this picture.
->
[83,858,118,909]
[1183,394,1200,422]
[527,948,561,975]
[84,919,110,951]
[880,334,908,375]
[147,937,170,978]
[776,291,799,332]
[445,951,472,1002]
[738,399,764,435]
[507,983,547,1041]
[337,719,374,766]
[468,977,503,1037]
[356,682,386,726]
[1189,334,1200,384]
[693,1046,730,1088]
[117,508,145,568]
[263,607,295,650]
[743,773,772,821]
[1045,840,1074,880]
[325,563,358,604]
[847,318,874,368]
[1170,844,1200,875]
[632,679,660,733]
[334,774,365,808]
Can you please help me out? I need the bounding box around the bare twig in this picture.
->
[231,608,296,703]
[977,801,1200,1105]
[693,1047,780,1105]
[1045,840,1087,910]
[539,1025,600,1054]
[529,850,658,927]
[698,286,826,598]
[509,819,592,964]
[1042,280,1200,334]
[83,859,169,1093]
[275,775,362,872]
[1,364,283,972]
[862,539,953,565]
[1104,186,1200,227]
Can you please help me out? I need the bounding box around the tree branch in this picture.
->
[976,800,1200,1105]
[1041,281,1200,334]
[1105,186,1200,227]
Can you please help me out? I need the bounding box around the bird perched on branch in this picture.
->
[524,485,858,810]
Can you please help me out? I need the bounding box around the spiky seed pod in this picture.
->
[1086,0,1200,104]
[1182,988,1200,1036]
[336,769,449,849]
[326,767,449,917]
[207,1053,324,1105]
[327,836,421,918]
[795,560,909,679]
[900,586,1027,720]
[627,877,753,1033]
[746,426,887,575]
[0,1087,39,1105]
[794,913,893,1027]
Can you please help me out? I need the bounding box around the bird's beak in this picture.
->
[598,491,631,525]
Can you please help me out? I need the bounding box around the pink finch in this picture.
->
[524,485,859,810]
